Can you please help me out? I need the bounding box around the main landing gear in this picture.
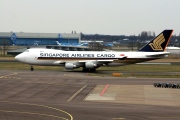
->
[30,66,34,71]
[82,68,96,72]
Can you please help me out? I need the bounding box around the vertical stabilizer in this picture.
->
[139,30,173,52]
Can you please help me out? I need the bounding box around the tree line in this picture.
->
[81,31,180,47]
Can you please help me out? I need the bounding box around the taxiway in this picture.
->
[0,70,180,120]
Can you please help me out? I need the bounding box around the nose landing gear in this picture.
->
[30,66,34,71]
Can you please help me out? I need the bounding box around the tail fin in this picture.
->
[55,41,61,46]
[139,30,173,52]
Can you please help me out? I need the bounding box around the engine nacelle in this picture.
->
[85,62,97,69]
[65,63,76,70]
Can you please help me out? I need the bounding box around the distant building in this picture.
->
[80,40,113,47]
[0,32,81,46]
[166,47,180,54]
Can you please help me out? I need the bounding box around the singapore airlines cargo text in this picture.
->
[40,53,116,58]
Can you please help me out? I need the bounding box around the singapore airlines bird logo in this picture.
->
[149,33,165,50]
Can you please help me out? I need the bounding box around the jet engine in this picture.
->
[85,62,97,69]
[65,63,77,70]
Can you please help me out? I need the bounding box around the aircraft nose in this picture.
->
[15,54,21,61]
[15,54,25,62]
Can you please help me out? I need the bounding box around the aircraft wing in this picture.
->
[78,59,115,65]
[53,56,127,65]
[78,56,127,62]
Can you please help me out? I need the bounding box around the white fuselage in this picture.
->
[15,48,169,67]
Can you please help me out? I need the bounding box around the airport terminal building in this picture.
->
[0,32,92,55]
[0,32,81,46]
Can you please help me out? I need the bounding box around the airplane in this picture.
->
[15,30,173,72]
[55,41,61,46]
[34,41,40,46]
[103,43,114,47]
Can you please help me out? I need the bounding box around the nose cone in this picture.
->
[15,54,25,62]
[15,54,21,61]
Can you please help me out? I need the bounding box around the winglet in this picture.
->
[139,30,173,52]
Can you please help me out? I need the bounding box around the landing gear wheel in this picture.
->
[30,66,34,71]
[82,68,96,72]
[82,68,88,72]
[89,68,96,72]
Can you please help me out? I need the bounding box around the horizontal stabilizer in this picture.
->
[146,53,170,57]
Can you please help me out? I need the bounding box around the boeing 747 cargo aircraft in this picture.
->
[15,30,173,72]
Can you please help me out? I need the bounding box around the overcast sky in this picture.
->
[0,0,180,35]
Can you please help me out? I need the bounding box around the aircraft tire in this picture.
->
[89,68,96,72]
[82,68,96,72]
[82,68,88,72]
[30,66,34,71]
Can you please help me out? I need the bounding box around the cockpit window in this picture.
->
[24,50,29,52]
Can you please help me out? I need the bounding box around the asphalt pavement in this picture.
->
[0,70,180,120]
